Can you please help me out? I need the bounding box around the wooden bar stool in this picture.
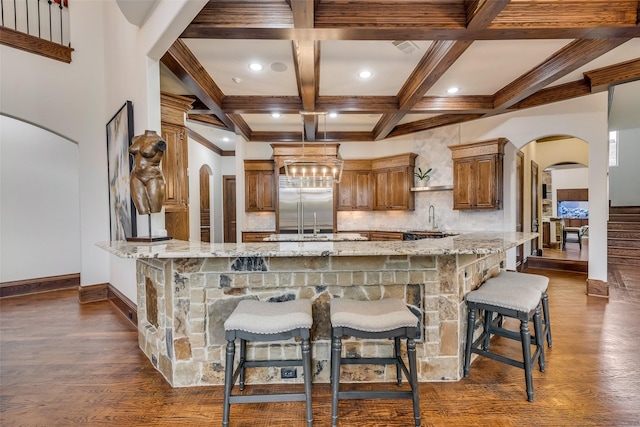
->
[223,299,313,427]
[490,271,552,347]
[463,281,545,402]
[330,298,421,427]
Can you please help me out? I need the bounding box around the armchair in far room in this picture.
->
[562,225,588,250]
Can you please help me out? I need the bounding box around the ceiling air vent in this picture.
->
[391,40,419,55]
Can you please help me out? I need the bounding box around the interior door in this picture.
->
[516,151,524,270]
[223,175,236,243]
[199,166,211,243]
[531,160,540,255]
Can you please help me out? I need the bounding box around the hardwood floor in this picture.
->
[2,267,640,426]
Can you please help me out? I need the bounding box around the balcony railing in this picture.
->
[0,0,73,62]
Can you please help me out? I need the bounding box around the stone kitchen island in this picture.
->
[98,231,536,387]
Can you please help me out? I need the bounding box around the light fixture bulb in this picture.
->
[359,70,372,79]
[447,87,459,94]
[249,63,263,71]
[272,112,281,118]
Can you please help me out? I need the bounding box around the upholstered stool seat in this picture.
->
[464,281,545,402]
[330,298,421,427]
[489,271,552,347]
[223,299,313,427]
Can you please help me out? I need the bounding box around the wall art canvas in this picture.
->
[106,101,136,240]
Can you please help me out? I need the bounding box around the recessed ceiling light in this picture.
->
[272,112,281,118]
[249,63,263,71]
[358,70,372,79]
[447,87,460,94]
[223,137,230,142]
[232,77,242,83]
[329,112,338,118]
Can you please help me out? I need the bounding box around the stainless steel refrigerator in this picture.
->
[278,176,334,234]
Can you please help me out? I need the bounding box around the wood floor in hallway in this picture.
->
[1,268,640,426]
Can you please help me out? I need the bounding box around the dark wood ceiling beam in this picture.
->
[316,96,397,113]
[372,39,473,140]
[512,80,592,110]
[180,26,640,41]
[372,112,406,141]
[250,131,302,143]
[222,96,302,114]
[387,114,484,138]
[584,57,640,93]
[494,38,631,109]
[161,40,240,135]
[292,39,320,140]
[412,96,494,113]
[465,0,509,30]
[250,130,373,143]
[491,1,639,29]
[290,0,315,28]
[188,1,293,28]
[187,114,228,130]
[227,113,252,140]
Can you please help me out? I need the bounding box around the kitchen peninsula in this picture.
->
[98,231,536,387]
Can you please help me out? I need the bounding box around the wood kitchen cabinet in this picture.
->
[337,159,373,211]
[449,139,507,210]
[371,153,417,211]
[161,93,193,241]
[241,231,274,242]
[369,231,404,241]
[244,160,275,212]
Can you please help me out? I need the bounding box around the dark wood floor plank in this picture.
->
[2,267,640,426]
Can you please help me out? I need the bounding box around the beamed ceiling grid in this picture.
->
[160,0,640,145]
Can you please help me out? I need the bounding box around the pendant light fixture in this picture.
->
[284,112,343,187]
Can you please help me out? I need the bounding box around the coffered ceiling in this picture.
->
[159,0,640,150]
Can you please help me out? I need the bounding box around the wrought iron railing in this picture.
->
[1,0,70,47]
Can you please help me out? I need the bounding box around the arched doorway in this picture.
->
[520,135,589,271]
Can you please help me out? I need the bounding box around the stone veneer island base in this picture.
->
[98,232,536,387]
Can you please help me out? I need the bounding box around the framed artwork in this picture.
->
[106,101,136,240]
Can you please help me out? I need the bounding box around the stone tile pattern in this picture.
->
[136,252,504,387]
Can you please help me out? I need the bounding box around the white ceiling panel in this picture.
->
[426,40,571,96]
[320,40,433,96]
[183,39,299,96]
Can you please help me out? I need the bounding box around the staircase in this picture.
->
[608,206,640,266]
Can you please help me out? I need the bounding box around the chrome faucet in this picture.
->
[428,205,437,230]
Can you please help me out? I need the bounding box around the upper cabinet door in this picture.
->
[474,154,501,209]
[452,158,474,210]
[244,160,275,212]
[450,139,506,210]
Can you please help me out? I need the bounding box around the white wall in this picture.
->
[0,116,81,282]
[0,2,109,287]
[610,127,640,207]
[188,139,236,243]
[0,0,207,303]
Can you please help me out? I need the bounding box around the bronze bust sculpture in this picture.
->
[129,130,166,215]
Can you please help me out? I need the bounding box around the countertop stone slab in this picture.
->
[97,231,538,259]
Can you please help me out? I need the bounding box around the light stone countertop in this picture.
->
[263,233,368,242]
[97,231,538,259]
